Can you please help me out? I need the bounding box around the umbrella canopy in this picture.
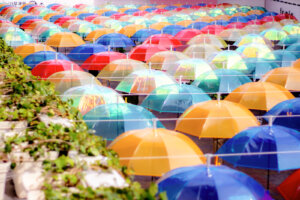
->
[62,85,124,116]
[174,28,202,42]
[143,34,182,49]
[244,58,280,80]
[147,51,189,71]
[108,128,205,176]
[236,43,273,59]
[81,51,127,71]
[261,67,300,91]
[167,58,214,80]
[264,50,297,67]
[67,44,107,61]
[31,60,83,80]
[38,27,63,42]
[129,44,167,62]
[68,21,101,38]
[97,59,148,81]
[260,28,288,41]
[45,32,85,48]
[14,43,55,58]
[95,33,135,48]
[187,21,209,30]
[83,103,163,140]
[210,51,248,72]
[161,25,186,36]
[193,69,252,93]
[175,100,259,138]
[217,125,300,171]
[219,28,247,42]
[187,34,227,48]
[234,34,271,47]
[225,82,295,111]
[118,24,145,37]
[23,51,70,69]
[183,44,222,60]
[0,30,33,47]
[158,165,271,200]
[278,34,300,47]
[47,70,102,94]
[277,169,300,200]
[286,43,300,59]
[84,28,115,42]
[116,69,176,94]
[141,84,211,113]
[282,24,300,35]
[131,28,160,43]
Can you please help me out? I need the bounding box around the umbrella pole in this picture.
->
[267,168,270,190]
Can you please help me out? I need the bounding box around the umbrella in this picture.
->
[49,14,66,23]
[261,67,300,91]
[116,69,176,94]
[108,128,205,176]
[264,50,297,67]
[193,69,252,93]
[236,43,273,59]
[174,29,202,42]
[143,34,182,49]
[200,24,225,35]
[234,34,271,47]
[67,44,107,61]
[131,28,160,43]
[278,34,300,47]
[243,24,265,34]
[282,24,300,35]
[47,70,102,94]
[158,165,271,200]
[277,169,300,200]
[129,44,167,62]
[141,83,211,113]
[23,51,70,69]
[83,103,163,140]
[95,33,135,48]
[84,28,115,42]
[167,58,214,80]
[147,51,189,71]
[68,22,101,38]
[225,82,295,111]
[187,21,209,30]
[210,51,248,72]
[31,60,83,80]
[81,51,126,71]
[183,44,221,60]
[20,19,43,30]
[286,43,300,59]
[118,24,145,37]
[38,27,63,42]
[161,25,186,36]
[14,43,55,58]
[45,32,85,48]
[97,59,148,81]
[260,28,288,41]
[53,16,76,26]
[0,31,33,47]
[175,100,259,138]
[219,28,247,42]
[78,13,96,20]
[187,34,227,49]
[225,22,246,29]
[149,21,172,30]
[62,85,124,116]
[243,58,280,80]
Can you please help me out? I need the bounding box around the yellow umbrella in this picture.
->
[175,100,259,138]
[149,22,172,30]
[183,44,222,59]
[98,59,148,81]
[45,32,85,48]
[14,43,55,58]
[148,51,190,71]
[188,34,227,48]
[261,67,300,91]
[108,128,206,177]
[85,28,115,42]
[47,70,102,94]
[119,24,145,37]
[225,82,294,111]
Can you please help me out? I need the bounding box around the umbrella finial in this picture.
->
[205,154,213,177]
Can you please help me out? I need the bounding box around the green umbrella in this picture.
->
[239,6,251,13]
[282,24,300,35]
[208,8,224,17]
[224,7,238,16]
[260,28,288,41]
[210,51,248,72]
[0,31,34,47]
[192,10,207,17]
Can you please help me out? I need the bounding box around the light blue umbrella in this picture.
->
[286,43,300,59]
[265,50,297,67]
[162,25,186,36]
[131,29,160,43]
[243,58,280,80]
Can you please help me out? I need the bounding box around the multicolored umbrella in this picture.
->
[175,100,259,138]
[282,24,300,35]
[234,34,271,47]
[260,28,288,41]
[108,128,205,176]
[264,50,297,67]
[219,28,247,42]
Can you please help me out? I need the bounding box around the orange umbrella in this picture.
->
[196,16,215,23]
[43,13,60,21]
[247,10,264,15]
[175,100,259,139]
[139,5,152,11]
[225,82,294,111]
[14,43,55,58]
[261,67,300,91]
[94,9,110,16]
[61,19,79,29]
[118,7,130,13]
[176,20,193,27]
[70,10,87,17]
[109,128,206,177]
[150,22,172,30]
[12,13,30,24]
[85,28,115,42]
[119,24,145,37]
[45,32,85,47]
[91,16,110,25]
[292,59,300,69]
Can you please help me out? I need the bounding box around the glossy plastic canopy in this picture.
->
[0,30,33,47]
[183,44,222,60]
[131,28,160,43]
[243,58,280,80]
[108,128,205,176]
[175,100,259,138]
[236,43,273,59]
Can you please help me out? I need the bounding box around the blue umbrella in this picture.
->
[181,5,192,8]
[286,43,300,59]
[77,13,96,20]
[47,3,60,9]
[124,8,139,15]
[229,16,251,23]
[243,58,280,80]
[16,15,42,25]
[265,50,297,67]
[247,14,260,20]
[22,4,35,11]
[102,11,119,17]
[23,51,70,69]
[158,165,272,200]
[187,22,209,30]
[278,34,300,46]
[253,6,267,12]
[49,14,66,23]
[141,84,211,113]
[164,6,177,10]
[260,12,278,18]
[217,125,300,171]
[95,33,135,48]
[83,103,164,140]
[264,98,300,131]
[67,44,107,61]
[131,28,160,43]
[162,25,186,36]
[145,7,157,12]
[209,20,229,26]
[192,69,252,93]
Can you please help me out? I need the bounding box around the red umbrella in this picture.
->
[132,11,149,16]
[261,16,278,23]
[129,44,167,62]
[246,20,264,25]
[275,13,297,21]
[84,15,99,22]
[200,25,225,35]
[225,22,246,29]
[277,169,300,200]
[28,5,41,13]
[50,5,63,11]
[0,7,15,15]
[73,4,87,9]
[110,13,127,20]
[153,9,168,14]
[206,4,217,8]
[81,51,126,70]
[20,19,42,30]
[142,34,182,49]
[191,6,202,9]
[174,29,202,42]
[32,60,83,80]
[54,16,76,26]
[174,8,185,12]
